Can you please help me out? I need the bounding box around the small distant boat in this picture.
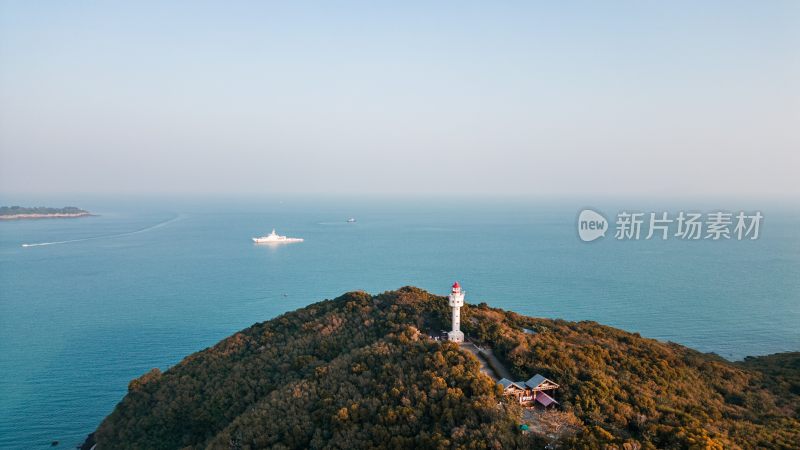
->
[252,229,303,244]
[346,217,356,223]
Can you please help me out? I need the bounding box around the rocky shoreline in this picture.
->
[0,212,92,220]
[78,432,95,450]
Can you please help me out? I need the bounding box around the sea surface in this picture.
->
[0,196,798,449]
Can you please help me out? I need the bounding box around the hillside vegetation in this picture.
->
[0,206,88,216]
[92,288,800,449]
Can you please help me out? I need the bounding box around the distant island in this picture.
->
[83,287,800,449]
[0,206,91,220]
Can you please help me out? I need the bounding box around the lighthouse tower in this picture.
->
[447,282,465,343]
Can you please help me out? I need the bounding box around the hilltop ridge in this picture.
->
[88,287,800,449]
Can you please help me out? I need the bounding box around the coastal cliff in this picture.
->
[87,288,800,449]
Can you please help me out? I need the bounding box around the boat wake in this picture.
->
[21,215,184,248]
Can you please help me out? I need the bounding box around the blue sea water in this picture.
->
[0,196,798,449]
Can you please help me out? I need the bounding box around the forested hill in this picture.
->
[90,288,799,449]
[0,206,89,218]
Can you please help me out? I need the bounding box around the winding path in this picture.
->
[459,342,513,381]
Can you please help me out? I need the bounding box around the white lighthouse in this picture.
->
[447,282,465,343]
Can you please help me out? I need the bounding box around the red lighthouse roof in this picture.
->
[452,281,460,289]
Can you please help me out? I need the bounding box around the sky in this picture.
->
[1,1,798,198]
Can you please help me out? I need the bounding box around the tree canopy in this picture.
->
[0,206,88,215]
[92,287,800,449]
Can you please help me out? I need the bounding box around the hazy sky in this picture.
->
[1,1,798,197]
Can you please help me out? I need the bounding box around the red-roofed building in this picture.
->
[498,374,560,408]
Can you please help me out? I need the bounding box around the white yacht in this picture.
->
[252,229,304,244]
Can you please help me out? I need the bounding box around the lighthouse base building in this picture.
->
[447,282,465,343]
[448,329,465,343]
